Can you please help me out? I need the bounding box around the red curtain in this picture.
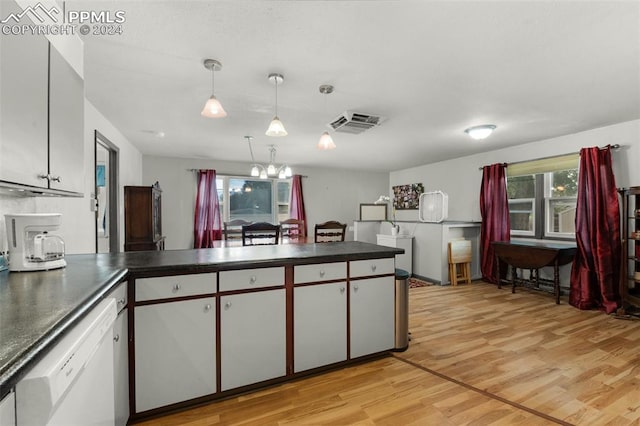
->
[569,146,621,313]
[480,163,510,283]
[193,169,222,248]
[289,175,307,237]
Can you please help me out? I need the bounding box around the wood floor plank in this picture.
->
[136,282,640,425]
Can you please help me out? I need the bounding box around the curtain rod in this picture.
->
[478,144,621,170]
[186,169,308,178]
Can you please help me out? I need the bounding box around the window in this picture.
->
[216,175,291,224]
[506,155,579,240]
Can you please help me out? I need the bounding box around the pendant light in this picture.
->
[201,59,227,118]
[464,124,496,140]
[246,137,292,179]
[317,84,336,150]
[265,73,287,137]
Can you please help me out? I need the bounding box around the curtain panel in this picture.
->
[194,169,222,248]
[289,175,307,237]
[480,163,510,283]
[569,146,621,313]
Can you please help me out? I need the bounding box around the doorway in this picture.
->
[95,131,119,253]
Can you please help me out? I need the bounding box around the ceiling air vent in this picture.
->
[327,111,384,134]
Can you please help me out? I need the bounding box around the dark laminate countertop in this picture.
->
[0,241,402,397]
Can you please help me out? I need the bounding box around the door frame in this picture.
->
[95,130,120,253]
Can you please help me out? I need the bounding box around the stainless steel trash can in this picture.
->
[393,268,410,351]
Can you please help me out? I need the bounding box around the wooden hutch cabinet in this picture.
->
[124,182,165,251]
[618,186,640,315]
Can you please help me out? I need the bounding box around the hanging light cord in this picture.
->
[210,65,215,95]
[274,79,278,116]
[246,137,256,163]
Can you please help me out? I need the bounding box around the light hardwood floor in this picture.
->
[137,282,640,425]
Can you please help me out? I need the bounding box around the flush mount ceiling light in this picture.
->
[265,73,287,137]
[201,59,227,118]
[317,84,336,150]
[245,136,292,179]
[464,124,496,140]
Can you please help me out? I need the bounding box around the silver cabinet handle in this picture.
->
[353,285,359,292]
[340,287,345,294]
[114,334,120,343]
[117,298,126,308]
[204,304,212,312]
[371,264,377,272]
[172,284,181,292]
[249,275,257,284]
[225,302,232,309]
[50,175,61,182]
[319,270,325,277]
[38,173,49,181]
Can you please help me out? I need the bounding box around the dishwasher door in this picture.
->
[16,298,117,426]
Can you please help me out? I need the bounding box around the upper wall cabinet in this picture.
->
[0,0,49,188]
[0,0,85,196]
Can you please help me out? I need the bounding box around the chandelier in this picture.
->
[245,136,292,179]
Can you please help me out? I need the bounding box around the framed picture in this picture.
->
[392,183,424,210]
[359,203,387,221]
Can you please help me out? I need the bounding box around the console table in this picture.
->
[491,240,577,304]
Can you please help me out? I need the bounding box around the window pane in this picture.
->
[507,175,535,199]
[228,178,272,222]
[549,169,578,198]
[509,199,535,233]
[216,177,224,212]
[547,198,576,234]
[277,181,290,203]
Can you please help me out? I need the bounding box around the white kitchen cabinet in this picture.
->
[350,276,395,358]
[135,297,216,412]
[108,281,128,426]
[48,44,85,193]
[220,289,286,391]
[294,282,347,372]
[0,0,49,188]
[377,234,413,274]
[0,390,16,426]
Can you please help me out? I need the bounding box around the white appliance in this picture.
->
[4,213,66,271]
[16,298,117,426]
[418,191,449,223]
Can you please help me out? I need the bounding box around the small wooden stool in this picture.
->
[448,240,471,286]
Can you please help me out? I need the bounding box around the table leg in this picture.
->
[512,266,517,294]
[496,254,501,289]
[554,259,560,304]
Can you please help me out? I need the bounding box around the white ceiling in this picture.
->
[72,1,640,173]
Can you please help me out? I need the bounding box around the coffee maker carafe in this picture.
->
[5,213,66,271]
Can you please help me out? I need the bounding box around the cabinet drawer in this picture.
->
[350,258,395,278]
[107,281,128,313]
[136,273,216,302]
[294,262,347,284]
[219,267,284,292]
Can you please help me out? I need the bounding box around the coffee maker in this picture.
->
[4,213,66,271]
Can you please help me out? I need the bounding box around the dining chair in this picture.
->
[279,218,305,243]
[241,222,281,246]
[224,219,252,241]
[314,221,347,243]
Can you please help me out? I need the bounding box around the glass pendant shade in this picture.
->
[284,166,292,178]
[317,131,336,150]
[250,165,260,177]
[259,170,267,179]
[265,116,288,137]
[464,124,496,140]
[267,163,277,176]
[201,95,227,118]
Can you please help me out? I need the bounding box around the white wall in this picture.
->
[0,101,142,254]
[142,155,389,250]
[391,119,640,222]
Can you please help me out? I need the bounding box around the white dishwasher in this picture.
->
[16,298,117,426]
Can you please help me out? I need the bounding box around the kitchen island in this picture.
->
[0,241,403,421]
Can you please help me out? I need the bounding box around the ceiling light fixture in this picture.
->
[464,124,496,140]
[245,136,292,179]
[201,59,227,118]
[265,73,287,137]
[318,84,336,150]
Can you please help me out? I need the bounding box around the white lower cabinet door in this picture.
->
[220,289,286,391]
[113,310,129,426]
[350,277,395,358]
[294,282,347,372]
[0,390,15,426]
[135,297,216,412]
